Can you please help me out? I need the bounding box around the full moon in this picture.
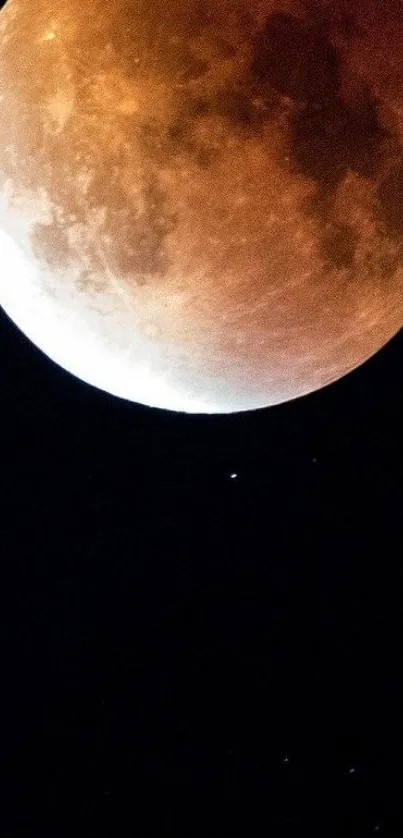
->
[0,0,402,413]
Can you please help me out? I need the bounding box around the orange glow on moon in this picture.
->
[0,0,402,413]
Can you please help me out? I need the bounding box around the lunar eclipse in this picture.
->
[0,0,402,413]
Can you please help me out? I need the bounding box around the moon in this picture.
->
[0,0,402,413]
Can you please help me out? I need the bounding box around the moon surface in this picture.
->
[0,0,402,413]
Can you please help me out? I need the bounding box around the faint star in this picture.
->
[282,753,290,763]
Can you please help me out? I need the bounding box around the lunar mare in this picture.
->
[0,0,402,413]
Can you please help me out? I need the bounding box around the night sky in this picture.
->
[1,308,402,836]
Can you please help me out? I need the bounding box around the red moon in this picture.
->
[0,0,402,413]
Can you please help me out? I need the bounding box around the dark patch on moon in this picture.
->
[30,218,71,272]
[103,174,178,281]
[289,87,388,189]
[181,55,210,83]
[375,160,403,239]
[319,222,358,269]
[29,216,80,282]
[213,87,267,137]
[164,84,269,170]
[251,11,340,104]
[166,99,221,167]
[195,145,219,169]
[246,10,403,273]
[331,7,364,41]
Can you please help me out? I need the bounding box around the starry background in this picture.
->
[0,305,402,836]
